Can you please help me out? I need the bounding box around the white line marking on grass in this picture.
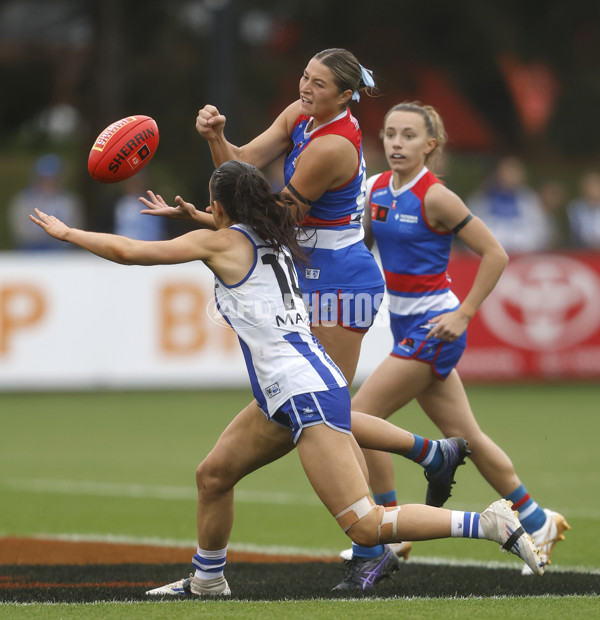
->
[23,533,338,558]
[2,477,321,506]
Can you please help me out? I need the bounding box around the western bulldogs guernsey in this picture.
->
[284,108,384,294]
[368,167,460,317]
[214,224,347,417]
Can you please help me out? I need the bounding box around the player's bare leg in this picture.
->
[195,400,295,549]
[311,323,364,385]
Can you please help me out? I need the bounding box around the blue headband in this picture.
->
[352,65,375,102]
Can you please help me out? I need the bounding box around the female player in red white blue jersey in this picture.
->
[349,101,570,574]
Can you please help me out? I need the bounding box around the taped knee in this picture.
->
[335,497,402,546]
[335,496,376,533]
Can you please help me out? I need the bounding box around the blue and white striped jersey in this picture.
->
[214,224,347,416]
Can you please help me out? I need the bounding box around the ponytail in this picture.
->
[210,161,307,265]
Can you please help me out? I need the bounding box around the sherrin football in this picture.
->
[88,115,159,183]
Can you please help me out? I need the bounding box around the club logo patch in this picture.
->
[266,383,281,398]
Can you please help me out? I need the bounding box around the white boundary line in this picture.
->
[2,478,322,507]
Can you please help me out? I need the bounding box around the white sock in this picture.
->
[451,511,485,539]
[192,545,228,580]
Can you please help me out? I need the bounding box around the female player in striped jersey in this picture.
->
[349,101,569,574]
[30,160,543,595]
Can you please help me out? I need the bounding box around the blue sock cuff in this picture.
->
[407,434,424,460]
[352,543,385,558]
[505,484,526,503]
[373,490,397,506]
[524,510,547,533]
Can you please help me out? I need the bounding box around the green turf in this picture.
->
[1,597,599,619]
[0,384,599,615]
[0,384,597,566]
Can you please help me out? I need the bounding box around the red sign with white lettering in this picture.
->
[449,251,600,380]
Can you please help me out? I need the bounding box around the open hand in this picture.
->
[29,208,70,241]
[139,191,198,221]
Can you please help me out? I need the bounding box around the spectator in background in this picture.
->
[467,156,552,253]
[8,153,84,251]
[113,173,166,241]
[566,171,600,249]
[536,178,568,249]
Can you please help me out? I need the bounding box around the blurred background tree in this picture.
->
[0,0,599,247]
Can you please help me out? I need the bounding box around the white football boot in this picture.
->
[480,499,544,575]
[146,573,231,597]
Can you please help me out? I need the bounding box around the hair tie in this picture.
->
[352,64,375,101]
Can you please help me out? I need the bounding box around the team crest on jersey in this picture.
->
[265,382,281,398]
[305,268,320,280]
[373,204,389,222]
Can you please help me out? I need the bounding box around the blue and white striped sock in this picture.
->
[406,434,443,473]
[192,545,228,580]
[505,484,546,533]
[450,511,486,538]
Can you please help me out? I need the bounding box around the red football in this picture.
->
[88,115,159,183]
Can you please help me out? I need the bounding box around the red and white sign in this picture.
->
[449,251,600,380]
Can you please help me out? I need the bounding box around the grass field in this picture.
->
[0,383,598,617]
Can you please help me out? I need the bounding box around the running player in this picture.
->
[341,101,569,577]
[30,160,544,596]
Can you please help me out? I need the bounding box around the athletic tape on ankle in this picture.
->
[335,496,376,532]
[378,506,401,541]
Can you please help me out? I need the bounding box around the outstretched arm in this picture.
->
[29,208,254,285]
[30,208,220,266]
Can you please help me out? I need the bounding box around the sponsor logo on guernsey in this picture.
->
[305,268,321,280]
[266,383,281,398]
[398,213,419,224]
[275,312,310,328]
